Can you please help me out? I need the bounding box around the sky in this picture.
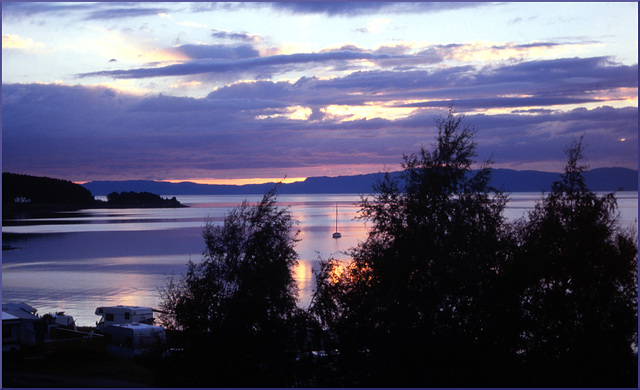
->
[2,2,638,184]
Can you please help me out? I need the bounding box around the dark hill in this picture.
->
[3,172,95,206]
[2,173,187,217]
[583,167,639,192]
[82,167,637,196]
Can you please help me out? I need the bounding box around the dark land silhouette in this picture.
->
[2,172,186,220]
[81,166,638,196]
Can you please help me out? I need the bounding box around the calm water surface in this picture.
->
[3,192,637,326]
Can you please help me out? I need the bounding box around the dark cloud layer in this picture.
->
[171,44,260,60]
[79,41,634,94]
[1,2,172,21]
[3,2,636,183]
[211,29,261,43]
[78,50,394,79]
[84,7,169,20]
[270,2,491,16]
[3,52,637,181]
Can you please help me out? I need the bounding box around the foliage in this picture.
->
[309,115,637,387]
[310,107,514,386]
[2,172,94,205]
[156,119,637,387]
[509,137,638,387]
[158,187,309,386]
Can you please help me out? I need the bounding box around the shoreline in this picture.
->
[2,200,188,219]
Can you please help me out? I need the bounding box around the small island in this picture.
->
[101,191,186,208]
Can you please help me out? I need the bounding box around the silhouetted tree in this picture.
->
[510,137,638,387]
[158,187,309,386]
[310,107,514,386]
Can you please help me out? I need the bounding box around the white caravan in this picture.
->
[104,323,166,358]
[95,305,155,331]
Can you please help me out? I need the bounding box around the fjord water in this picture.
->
[2,193,637,326]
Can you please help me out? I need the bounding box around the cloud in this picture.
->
[84,7,170,20]
[270,2,491,17]
[4,49,638,180]
[177,20,208,29]
[1,2,92,19]
[170,43,260,60]
[2,34,45,50]
[3,69,637,182]
[365,17,392,34]
[320,43,444,68]
[76,38,616,88]
[312,57,638,105]
[211,29,261,43]
[508,16,539,25]
[397,97,603,110]
[189,3,246,13]
[185,2,491,17]
[432,40,594,63]
[77,50,393,79]
[1,2,172,21]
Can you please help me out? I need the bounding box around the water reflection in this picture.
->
[2,193,636,326]
[294,260,314,309]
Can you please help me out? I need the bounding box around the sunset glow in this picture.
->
[163,177,307,186]
[2,2,637,183]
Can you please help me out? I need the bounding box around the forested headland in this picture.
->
[2,172,185,218]
[157,108,638,387]
[3,172,95,207]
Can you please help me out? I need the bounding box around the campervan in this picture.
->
[95,305,154,331]
[104,323,166,358]
[43,312,76,333]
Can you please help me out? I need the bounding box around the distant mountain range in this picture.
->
[82,168,638,196]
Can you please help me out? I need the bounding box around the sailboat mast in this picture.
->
[332,202,342,238]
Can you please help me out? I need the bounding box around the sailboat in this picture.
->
[332,202,342,239]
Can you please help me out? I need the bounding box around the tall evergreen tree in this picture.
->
[310,107,513,386]
[511,138,638,387]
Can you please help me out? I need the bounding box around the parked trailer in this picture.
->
[2,311,22,353]
[95,305,155,331]
[42,312,76,333]
[104,323,166,358]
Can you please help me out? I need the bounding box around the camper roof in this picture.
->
[3,302,38,314]
[95,305,153,314]
[3,302,40,320]
[107,323,162,331]
[2,312,19,321]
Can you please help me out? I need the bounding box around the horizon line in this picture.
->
[44,166,639,187]
[162,177,307,186]
[73,177,307,186]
